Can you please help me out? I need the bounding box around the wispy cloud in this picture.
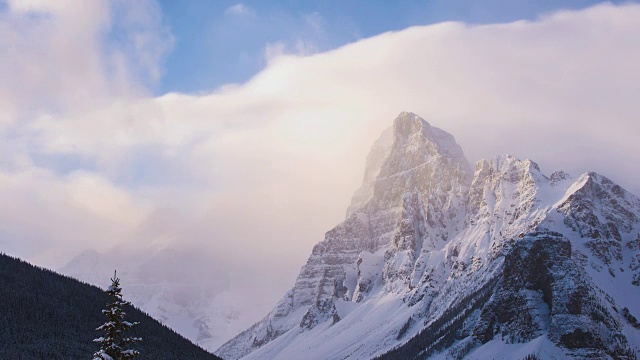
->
[261,12,325,63]
[225,3,254,17]
[0,0,172,262]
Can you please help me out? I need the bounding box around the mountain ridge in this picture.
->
[217,112,640,360]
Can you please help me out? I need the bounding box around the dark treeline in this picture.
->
[521,354,541,360]
[375,275,500,360]
[0,253,223,360]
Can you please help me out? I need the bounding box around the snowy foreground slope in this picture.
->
[217,112,640,360]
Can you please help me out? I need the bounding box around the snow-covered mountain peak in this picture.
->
[347,112,470,217]
[218,115,640,360]
[550,171,640,279]
[218,113,474,359]
[477,154,544,181]
[468,154,550,221]
[391,111,430,144]
[379,112,468,179]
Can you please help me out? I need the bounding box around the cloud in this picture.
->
[0,0,112,123]
[263,41,288,63]
[0,0,172,261]
[225,3,254,17]
[2,1,640,341]
[0,167,150,265]
[109,0,174,85]
[0,0,171,126]
[214,6,326,72]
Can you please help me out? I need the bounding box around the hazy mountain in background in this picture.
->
[218,112,640,360]
[0,252,222,360]
[60,246,259,351]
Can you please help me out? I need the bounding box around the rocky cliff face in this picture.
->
[217,112,640,360]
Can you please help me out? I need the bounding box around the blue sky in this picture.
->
[155,0,629,94]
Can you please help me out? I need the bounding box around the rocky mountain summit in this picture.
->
[217,112,640,360]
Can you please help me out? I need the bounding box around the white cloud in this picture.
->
[0,0,171,263]
[0,0,171,127]
[263,37,319,64]
[303,12,324,34]
[263,41,288,63]
[0,167,150,265]
[110,0,175,85]
[225,3,254,17]
[1,1,640,338]
[0,0,112,123]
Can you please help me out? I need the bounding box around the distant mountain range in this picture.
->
[217,112,640,360]
[0,252,223,360]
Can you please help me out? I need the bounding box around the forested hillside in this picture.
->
[0,253,223,360]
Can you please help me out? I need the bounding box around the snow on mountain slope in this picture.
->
[217,112,472,359]
[217,112,640,360]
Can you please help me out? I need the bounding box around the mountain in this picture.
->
[0,252,223,360]
[60,246,254,352]
[217,112,640,360]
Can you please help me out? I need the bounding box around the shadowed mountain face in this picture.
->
[0,253,223,360]
[218,112,640,360]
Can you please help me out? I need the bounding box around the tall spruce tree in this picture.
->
[93,271,142,360]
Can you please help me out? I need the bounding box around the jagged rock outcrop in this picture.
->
[475,232,634,359]
[217,112,640,360]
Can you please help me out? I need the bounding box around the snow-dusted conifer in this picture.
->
[93,270,142,360]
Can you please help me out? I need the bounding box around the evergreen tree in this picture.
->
[93,271,142,360]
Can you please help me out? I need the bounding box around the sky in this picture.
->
[156,0,632,93]
[1,0,640,346]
